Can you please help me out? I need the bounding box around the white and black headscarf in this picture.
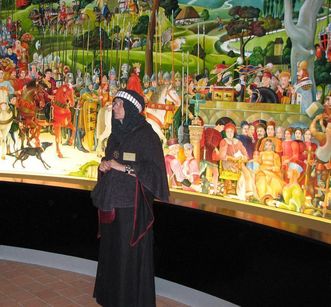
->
[111,89,145,141]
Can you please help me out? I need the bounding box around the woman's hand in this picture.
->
[108,159,126,172]
[99,160,112,172]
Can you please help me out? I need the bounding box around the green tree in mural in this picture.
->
[314,53,331,103]
[159,0,180,19]
[200,9,210,21]
[282,37,292,64]
[249,46,264,66]
[225,6,266,60]
[262,0,297,18]
[132,15,149,35]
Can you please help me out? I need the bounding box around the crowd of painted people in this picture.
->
[166,114,331,215]
[0,15,330,216]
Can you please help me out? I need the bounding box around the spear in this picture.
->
[118,15,126,82]
[181,52,184,118]
[127,22,131,65]
[159,10,162,73]
[100,22,103,80]
[115,14,120,78]
[171,10,174,84]
[82,27,85,72]
[203,23,206,72]
[197,22,200,75]
[110,17,115,70]
[186,51,189,124]
[155,10,158,80]
[107,20,110,71]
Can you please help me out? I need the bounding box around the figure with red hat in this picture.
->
[200,117,230,194]
[219,122,256,200]
[127,62,144,98]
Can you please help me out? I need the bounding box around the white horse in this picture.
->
[0,95,14,159]
[145,84,181,144]
[96,103,112,157]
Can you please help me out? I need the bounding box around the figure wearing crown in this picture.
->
[127,62,144,97]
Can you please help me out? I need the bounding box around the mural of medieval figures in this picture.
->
[0,0,330,221]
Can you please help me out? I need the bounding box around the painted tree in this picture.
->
[145,0,179,76]
[284,0,323,99]
[145,0,159,76]
[225,6,266,60]
[314,53,331,103]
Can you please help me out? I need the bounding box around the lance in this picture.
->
[185,51,189,124]
[155,10,158,80]
[197,22,200,75]
[87,18,91,74]
[110,17,114,71]
[171,10,174,84]
[181,52,184,118]
[107,20,110,71]
[99,22,103,80]
[127,22,131,65]
[82,27,85,72]
[159,10,162,73]
[203,23,206,72]
[65,28,68,66]
[118,15,126,82]
[115,14,120,78]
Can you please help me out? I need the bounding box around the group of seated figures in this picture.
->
[164,103,331,218]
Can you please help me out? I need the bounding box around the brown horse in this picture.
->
[16,81,48,148]
[51,84,75,158]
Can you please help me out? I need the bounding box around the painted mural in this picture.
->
[0,0,330,220]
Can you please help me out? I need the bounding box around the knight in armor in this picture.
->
[124,31,132,50]
[108,67,118,97]
[149,74,157,94]
[157,70,164,86]
[75,69,84,91]
[142,74,150,96]
[163,71,171,86]
[174,71,182,93]
[92,68,100,90]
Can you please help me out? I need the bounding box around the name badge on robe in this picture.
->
[123,152,136,162]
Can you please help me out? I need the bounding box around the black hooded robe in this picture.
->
[92,120,169,307]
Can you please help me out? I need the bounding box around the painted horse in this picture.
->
[96,103,112,157]
[145,84,181,144]
[0,88,14,159]
[16,81,48,148]
[51,84,75,158]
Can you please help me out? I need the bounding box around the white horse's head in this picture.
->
[165,84,181,107]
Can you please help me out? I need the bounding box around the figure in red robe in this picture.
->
[127,63,144,97]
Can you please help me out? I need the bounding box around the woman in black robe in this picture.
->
[91,89,169,307]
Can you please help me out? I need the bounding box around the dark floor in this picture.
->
[0,260,188,307]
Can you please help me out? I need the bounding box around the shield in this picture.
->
[80,92,99,151]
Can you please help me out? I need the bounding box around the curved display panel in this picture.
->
[0,1,330,226]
